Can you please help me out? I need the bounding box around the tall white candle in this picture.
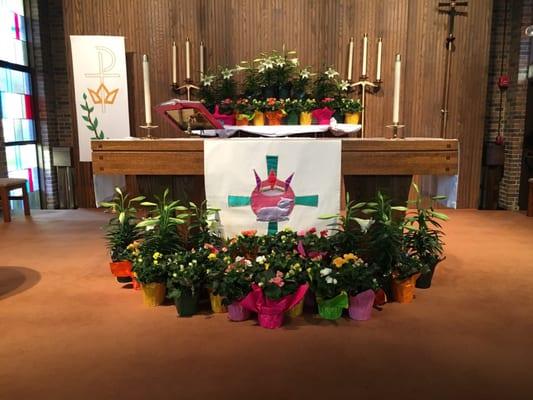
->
[199,41,205,78]
[172,41,177,84]
[142,54,152,125]
[347,37,354,81]
[392,54,401,124]
[185,37,191,80]
[362,34,368,77]
[376,37,383,81]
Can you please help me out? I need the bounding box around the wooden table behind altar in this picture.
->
[91,137,458,206]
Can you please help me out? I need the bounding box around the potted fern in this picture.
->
[134,189,188,306]
[100,187,144,283]
[404,183,448,289]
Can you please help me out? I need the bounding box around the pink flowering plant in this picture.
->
[217,255,256,305]
[253,253,303,300]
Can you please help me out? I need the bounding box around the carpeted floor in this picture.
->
[1,209,533,400]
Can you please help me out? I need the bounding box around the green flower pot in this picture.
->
[174,293,199,317]
[286,111,299,125]
[317,292,349,320]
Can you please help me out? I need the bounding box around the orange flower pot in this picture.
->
[392,273,421,304]
[236,114,250,126]
[265,110,284,125]
[109,260,132,277]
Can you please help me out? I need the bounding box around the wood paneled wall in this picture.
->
[62,0,493,208]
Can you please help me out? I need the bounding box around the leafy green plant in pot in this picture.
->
[204,246,229,313]
[187,200,222,249]
[307,257,348,320]
[391,253,428,303]
[134,189,189,306]
[100,187,145,283]
[361,191,407,303]
[404,183,448,289]
[217,255,255,321]
[165,250,206,317]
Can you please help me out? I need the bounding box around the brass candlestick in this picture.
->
[171,79,199,101]
[385,123,405,139]
[350,77,381,138]
[139,123,158,139]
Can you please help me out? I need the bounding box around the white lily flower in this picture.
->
[320,267,332,277]
[201,74,215,86]
[256,255,266,264]
[339,80,350,91]
[221,68,234,80]
[325,67,339,79]
[354,217,375,233]
[300,68,311,79]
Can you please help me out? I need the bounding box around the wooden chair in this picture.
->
[0,178,31,222]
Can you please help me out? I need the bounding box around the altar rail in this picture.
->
[91,138,459,176]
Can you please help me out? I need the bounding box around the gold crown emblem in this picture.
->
[88,83,119,105]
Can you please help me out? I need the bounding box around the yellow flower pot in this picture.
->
[300,111,312,125]
[286,299,304,318]
[209,292,227,313]
[141,282,166,307]
[344,112,360,124]
[253,111,265,126]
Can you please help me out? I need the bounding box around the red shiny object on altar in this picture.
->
[497,75,510,89]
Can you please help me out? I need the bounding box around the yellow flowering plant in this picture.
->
[337,253,380,296]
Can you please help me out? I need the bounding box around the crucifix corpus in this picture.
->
[438,1,468,138]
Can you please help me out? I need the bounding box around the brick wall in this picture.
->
[485,0,532,210]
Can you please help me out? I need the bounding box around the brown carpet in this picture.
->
[1,209,532,400]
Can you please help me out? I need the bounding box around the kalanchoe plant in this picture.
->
[227,230,260,259]
[393,253,428,281]
[218,98,235,115]
[340,98,362,114]
[100,187,145,262]
[165,249,206,300]
[337,253,380,296]
[251,98,267,112]
[300,98,317,112]
[264,97,286,112]
[283,99,303,115]
[234,98,256,122]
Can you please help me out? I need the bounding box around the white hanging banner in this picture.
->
[70,35,131,161]
[204,139,342,238]
[70,35,129,204]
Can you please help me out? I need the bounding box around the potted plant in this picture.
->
[341,98,362,124]
[404,183,448,289]
[217,255,255,321]
[234,98,256,126]
[339,253,380,320]
[391,253,427,303]
[213,98,236,126]
[251,99,266,126]
[307,256,348,320]
[204,244,229,313]
[283,99,302,125]
[299,98,317,125]
[134,189,188,306]
[198,73,217,112]
[312,97,336,125]
[165,250,205,316]
[264,97,286,125]
[100,187,145,283]
[240,252,308,328]
[291,67,314,99]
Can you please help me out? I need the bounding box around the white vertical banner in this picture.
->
[204,139,341,238]
[70,35,130,203]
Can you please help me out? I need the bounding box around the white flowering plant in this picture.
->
[164,249,207,300]
[217,256,256,305]
[252,253,304,300]
[306,256,345,300]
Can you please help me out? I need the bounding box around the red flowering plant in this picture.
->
[264,97,287,114]
[295,226,331,262]
[234,98,256,122]
[227,229,260,259]
[217,255,256,305]
[218,98,235,115]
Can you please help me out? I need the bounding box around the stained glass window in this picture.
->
[1,0,40,209]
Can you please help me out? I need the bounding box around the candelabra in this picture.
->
[139,122,158,139]
[349,75,382,138]
[385,122,405,139]
[171,78,199,101]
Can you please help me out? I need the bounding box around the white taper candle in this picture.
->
[376,37,383,81]
[142,54,152,125]
[199,41,205,78]
[185,37,191,80]
[172,41,177,84]
[347,37,354,81]
[392,54,401,124]
[362,34,368,77]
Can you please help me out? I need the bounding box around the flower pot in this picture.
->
[109,260,132,277]
[332,111,344,123]
[213,105,235,126]
[286,111,299,125]
[265,110,284,125]
[286,299,304,318]
[209,292,227,313]
[235,114,250,126]
[416,263,438,289]
[227,302,251,321]
[141,282,166,307]
[253,111,265,126]
[345,112,360,124]
[175,293,199,317]
[348,289,376,321]
[317,292,349,320]
[299,111,313,125]
[312,107,335,125]
[392,274,421,303]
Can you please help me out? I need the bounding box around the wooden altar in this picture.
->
[91,137,459,204]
